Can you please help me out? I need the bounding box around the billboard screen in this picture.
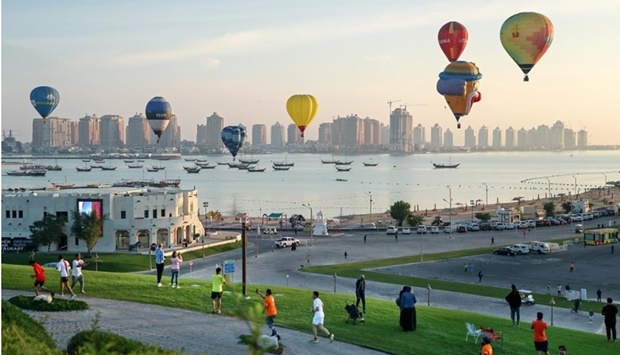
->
[77,199,103,218]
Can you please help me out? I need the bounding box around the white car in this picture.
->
[469,223,480,231]
[416,225,427,234]
[444,225,452,233]
[430,226,440,234]
[402,227,412,235]
[262,228,278,235]
[386,226,397,235]
[504,223,515,230]
[512,244,530,255]
[570,215,583,223]
[274,237,300,248]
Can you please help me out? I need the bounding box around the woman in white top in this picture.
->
[311,291,334,343]
[170,251,183,288]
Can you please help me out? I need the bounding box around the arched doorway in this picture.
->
[156,229,169,246]
[116,230,130,250]
[137,230,150,247]
[176,227,183,246]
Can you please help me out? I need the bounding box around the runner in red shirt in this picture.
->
[531,312,549,355]
[29,260,54,297]
[257,288,281,341]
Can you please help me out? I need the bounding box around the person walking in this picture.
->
[211,267,227,313]
[257,288,280,341]
[355,275,366,317]
[505,284,522,327]
[569,261,574,272]
[478,270,483,283]
[557,284,562,296]
[468,262,474,273]
[56,255,76,299]
[546,282,551,295]
[170,251,183,288]
[531,312,549,355]
[394,231,398,242]
[589,309,594,323]
[463,263,468,273]
[363,234,367,243]
[597,289,602,302]
[29,260,54,297]
[344,251,348,260]
[155,243,166,287]
[310,291,334,343]
[398,286,417,331]
[70,254,88,294]
[306,254,311,266]
[602,297,618,342]
[491,237,495,246]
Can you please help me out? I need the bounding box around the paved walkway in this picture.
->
[1,289,384,355]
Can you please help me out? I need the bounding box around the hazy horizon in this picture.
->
[3,0,619,145]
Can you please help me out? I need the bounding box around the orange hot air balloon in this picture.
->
[436,61,482,129]
[500,12,554,82]
[286,94,318,138]
[438,21,468,62]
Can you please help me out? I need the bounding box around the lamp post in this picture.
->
[446,186,453,239]
[365,191,373,225]
[572,175,577,196]
[302,203,313,246]
[482,182,488,206]
[470,200,475,222]
[241,214,249,298]
[549,296,556,326]
[545,177,551,198]
[203,201,208,218]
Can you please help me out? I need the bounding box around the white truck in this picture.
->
[274,237,300,248]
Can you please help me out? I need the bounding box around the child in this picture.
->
[588,309,594,323]
[558,345,567,355]
[170,251,183,288]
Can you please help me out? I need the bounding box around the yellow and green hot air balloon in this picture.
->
[286,94,318,138]
[500,12,554,82]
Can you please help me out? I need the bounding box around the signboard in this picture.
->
[1,238,35,252]
[223,260,235,274]
[189,260,194,266]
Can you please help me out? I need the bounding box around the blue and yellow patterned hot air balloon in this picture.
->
[436,61,482,129]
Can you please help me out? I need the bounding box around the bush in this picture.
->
[2,300,59,354]
[68,330,186,355]
[9,295,89,312]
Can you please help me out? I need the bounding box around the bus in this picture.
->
[584,228,618,246]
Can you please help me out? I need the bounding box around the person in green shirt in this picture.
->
[211,267,227,314]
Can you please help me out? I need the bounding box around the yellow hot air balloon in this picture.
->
[500,12,554,82]
[286,94,318,137]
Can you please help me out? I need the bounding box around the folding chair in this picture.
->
[465,322,482,343]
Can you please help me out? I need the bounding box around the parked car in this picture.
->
[443,225,452,233]
[386,226,397,235]
[262,228,278,235]
[456,225,468,233]
[529,241,551,254]
[526,220,536,228]
[541,219,551,226]
[494,222,505,231]
[416,225,427,234]
[402,227,412,235]
[504,223,515,230]
[430,226,440,234]
[512,244,530,255]
[493,247,516,256]
[479,222,492,231]
[570,215,583,223]
[469,223,480,231]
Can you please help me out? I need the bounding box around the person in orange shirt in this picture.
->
[29,260,54,297]
[257,288,280,341]
[531,312,549,355]
[480,336,493,355]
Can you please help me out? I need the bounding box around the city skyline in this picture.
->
[3,1,619,145]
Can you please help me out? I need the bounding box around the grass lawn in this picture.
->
[2,264,616,355]
[302,243,602,312]
[1,241,241,273]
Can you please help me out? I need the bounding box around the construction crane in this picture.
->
[400,103,428,111]
[387,99,402,115]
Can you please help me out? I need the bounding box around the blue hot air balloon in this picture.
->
[30,86,60,122]
[221,126,247,160]
[145,97,172,143]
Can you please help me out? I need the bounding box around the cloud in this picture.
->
[200,57,221,71]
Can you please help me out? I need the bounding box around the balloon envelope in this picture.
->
[145,97,172,142]
[500,12,554,81]
[286,94,318,137]
[30,86,60,121]
[436,61,482,128]
[438,21,468,62]
[221,126,247,159]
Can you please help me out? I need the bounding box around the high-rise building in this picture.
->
[205,112,224,148]
[252,124,267,146]
[32,117,72,149]
[505,127,515,149]
[159,114,180,149]
[363,117,381,146]
[550,121,565,149]
[478,126,489,148]
[389,108,413,153]
[381,124,390,148]
[99,115,125,149]
[318,122,333,145]
[577,129,588,148]
[287,123,304,145]
[430,123,443,149]
[413,123,425,148]
[564,128,576,150]
[492,127,502,149]
[70,121,79,145]
[270,122,285,147]
[126,114,151,148]
[444,128,454,148]
[78,114,100,147]
[464,126,476,148]
[516,128,528,148]
[196,124,207,144]
[332,115,363,148]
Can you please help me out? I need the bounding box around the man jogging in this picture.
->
[29,260,54,297]
[355,274,366,318]
[602,297,618,342]
[257,288,281,341]
[56,255,76,299]
[71,254,88,294]
[310,291,334,343]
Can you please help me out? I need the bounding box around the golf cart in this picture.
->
[519,289,536,305]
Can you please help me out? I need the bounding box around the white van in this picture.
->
[529,241,551,254]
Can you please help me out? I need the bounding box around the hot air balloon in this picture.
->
[30,86,60,123]
[145,97,172,143]
[286,94,318,138]
[436,61,482,129]
[221,125,247,160]
[438,21,468,62]
[500,12,554,82]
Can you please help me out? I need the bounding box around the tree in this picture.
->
[71,210,108,255]
[561,201,573,214]
[406,214,424,227]
[543,202,556,217]
[390,201,411,226]
[475,212,491,222]
[29,214,67,252]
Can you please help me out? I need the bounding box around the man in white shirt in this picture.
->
[311,291,334,343]
[71,254,88,294]
[56,255,76,299]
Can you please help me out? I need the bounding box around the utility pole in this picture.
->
[365,191,373,225]
[482,183,488,206]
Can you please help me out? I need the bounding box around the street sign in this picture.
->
[224,260,235,274]
[189,260,194,266]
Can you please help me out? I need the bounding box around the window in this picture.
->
[144,210,149,218]
[153,209,157,219]
[5,210,9,218]
[161,209,166,217]
[121,210,126,219]
[75,237,79,246]
[12,210,16,218]
[18,210,23,218]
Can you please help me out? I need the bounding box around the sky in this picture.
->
[2,0,619,145]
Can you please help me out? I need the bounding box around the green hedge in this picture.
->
[67,330,187,355]
[9,295,89,312]
[2,300,59,354]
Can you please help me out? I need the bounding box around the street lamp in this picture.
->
[470,200,475,222]
[365,191,373,225]
[241,213,249,298]
[446,186,453,239]
[302,203,313,246]
[482,182,488,206]
[545,177,551,198]
[572,175,577,196]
